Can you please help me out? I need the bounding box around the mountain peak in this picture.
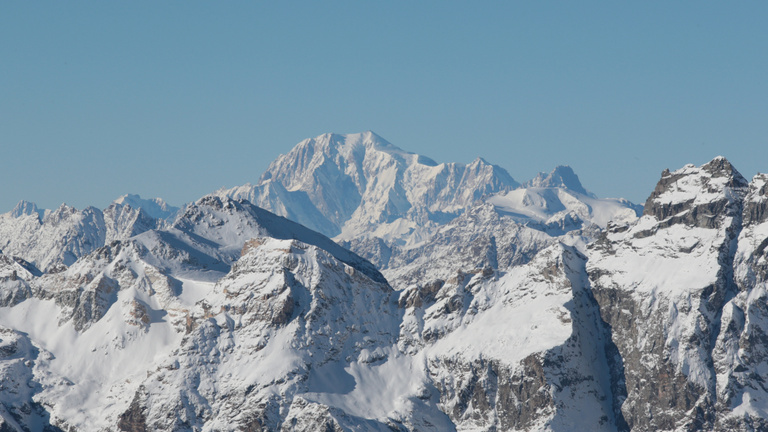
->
[469,156,490,166]
[10,200,42,219]
[234,132,521,239]
[643,158,749,227]
[523,165,589,196]
[341,131,407,154]
[701,156,745,183]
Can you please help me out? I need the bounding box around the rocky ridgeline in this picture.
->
[0,199,173,273]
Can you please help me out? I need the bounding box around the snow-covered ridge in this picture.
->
[642,156,748,228]
[0,194,175,273]
[487,186,640,231]
[170,194,386,284]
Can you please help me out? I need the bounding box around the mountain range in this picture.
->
[0,132,764,431]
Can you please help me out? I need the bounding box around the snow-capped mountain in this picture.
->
[217,131,520,246]
[523,165,592,195]
[0,193,391,431]
[487,166,641,232]
[343,163,641,290]
[3,129,768,431]
[218,133,641,288]
[0,199,628,431]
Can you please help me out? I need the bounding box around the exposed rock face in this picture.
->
[116,237,408,431]
[117,389,148,432]
[0,327,62,432]
[587,157,768,431]
[523,165,591,196]
[712,172,768,430]
[34,240,181,332]
[642,157,749,229]
[417,245,626,431]
[0,253,34,308]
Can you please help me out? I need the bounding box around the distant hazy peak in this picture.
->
[113,194,179,220]
[221,131,526,240]
[9,200,43,219]
[524,165,589,196]
[287,131,415,161]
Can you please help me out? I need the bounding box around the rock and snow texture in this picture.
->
[398,244,626,431]
[112,237,411,431]
[377,202,555,290]
[0,195,173,273]
[588,157,768,430]
[0,199,408,431]
[0,221,629,431]
[5,129,768,431]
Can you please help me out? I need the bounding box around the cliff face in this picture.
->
[588,157,768,430]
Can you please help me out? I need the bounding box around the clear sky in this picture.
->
[2,2,767,212]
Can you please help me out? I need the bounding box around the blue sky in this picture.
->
[2,2,767,211]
